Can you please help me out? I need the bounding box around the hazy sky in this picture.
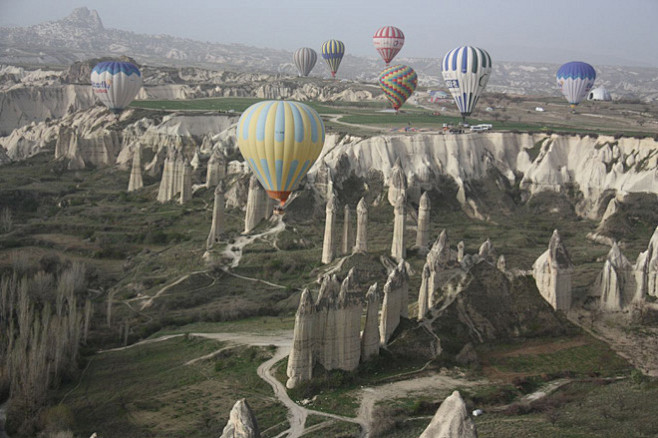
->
[1,0,657,67]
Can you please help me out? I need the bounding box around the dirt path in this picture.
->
[222,215,285,268]
[139,270,211,310]
[356,374,481,429]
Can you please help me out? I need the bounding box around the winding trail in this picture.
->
[222,215,285,268]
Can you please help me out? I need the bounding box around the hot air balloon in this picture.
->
[236,101,325,208]
[293,48,318,77]
[441,46,492,122]
[90,61,142,114]
[556,61,596,108]
[373,26,405,65]
[378,64,417,111]
[321,40,345,78]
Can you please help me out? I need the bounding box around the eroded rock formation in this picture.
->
[157,148,176,203]
[219,399,260,438]
[127,145,143,192]
[206,182,225,250]
[286,289,315,389]
[353,197,368,253]
[380,262,409,345]
[179,159,192,204]
[286,270,368,389]
[244,176,268,233]
[419,391,477,438]
[415,192,430,254]
[206,152,226,187]
[341,205,353,255]
[391,194,406,262]
[532,230,574,311]
[599,242,634,311]
[634,226,658,301]
[361,283,380,362]
[388,157,407,206]
[322,192,338,264]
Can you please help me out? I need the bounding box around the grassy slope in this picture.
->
[57,337,287,438]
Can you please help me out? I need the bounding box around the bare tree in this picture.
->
[0,208,12,233]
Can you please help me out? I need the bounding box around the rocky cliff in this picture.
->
[312,132,658,219]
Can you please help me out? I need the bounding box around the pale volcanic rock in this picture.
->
[157,149,175,203]
[418,264,431,320]
[496,255,507,273]
[206,152,227,187]
[219,399,261,438]
[599,242,635,311]
[206,182,226,250]
[287,272,364,388]
[314,274,341,370]
[397,261,409,318]
[425,230,450,309]
[478,238,496,262]
[391,194,407,262]
[457,241,465,263]
[179,159,192,204]
[532,230,574,311]
[341,205,353,256]
[415,192,431,253]
[634,226,658,300]
[190,147,201,170]
[1,119,59,161]
[380,266,406,345]
[361,283,380,362]
[335,271,362,371]
[244,175,268,233]
[286,289,315,389]
[322,192,338,264]
[310,132,658,219]
[0,84,95,135]
[127,145,143,192]
[353,197,368,253]
[172,152,184,197]
[419,391,478,438]
[598,197,621,232]
[388,158,408,206]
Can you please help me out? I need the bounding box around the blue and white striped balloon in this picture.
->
[556,61,596,107]
[441,46,492,120]
[91,61,142,114]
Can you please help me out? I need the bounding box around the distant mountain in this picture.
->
[2,7,658,101]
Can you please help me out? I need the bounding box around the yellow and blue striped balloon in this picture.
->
[237,100,325,206]
[321,39,345,78]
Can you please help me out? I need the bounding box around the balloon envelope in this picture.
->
[90,61,142,113]
[321,40,345,78]
[293,48,317,77]
[373,26,405,65]
[379,64,417,111]
[441,46,492,119]
[556,61,596,107]
[236,101,325,206]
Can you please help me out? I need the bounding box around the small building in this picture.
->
[535,107,545,112]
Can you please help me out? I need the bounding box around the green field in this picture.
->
[130,96,658,137]
[53,337,287,438]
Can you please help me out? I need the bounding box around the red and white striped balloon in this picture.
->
[373,26,405,65]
